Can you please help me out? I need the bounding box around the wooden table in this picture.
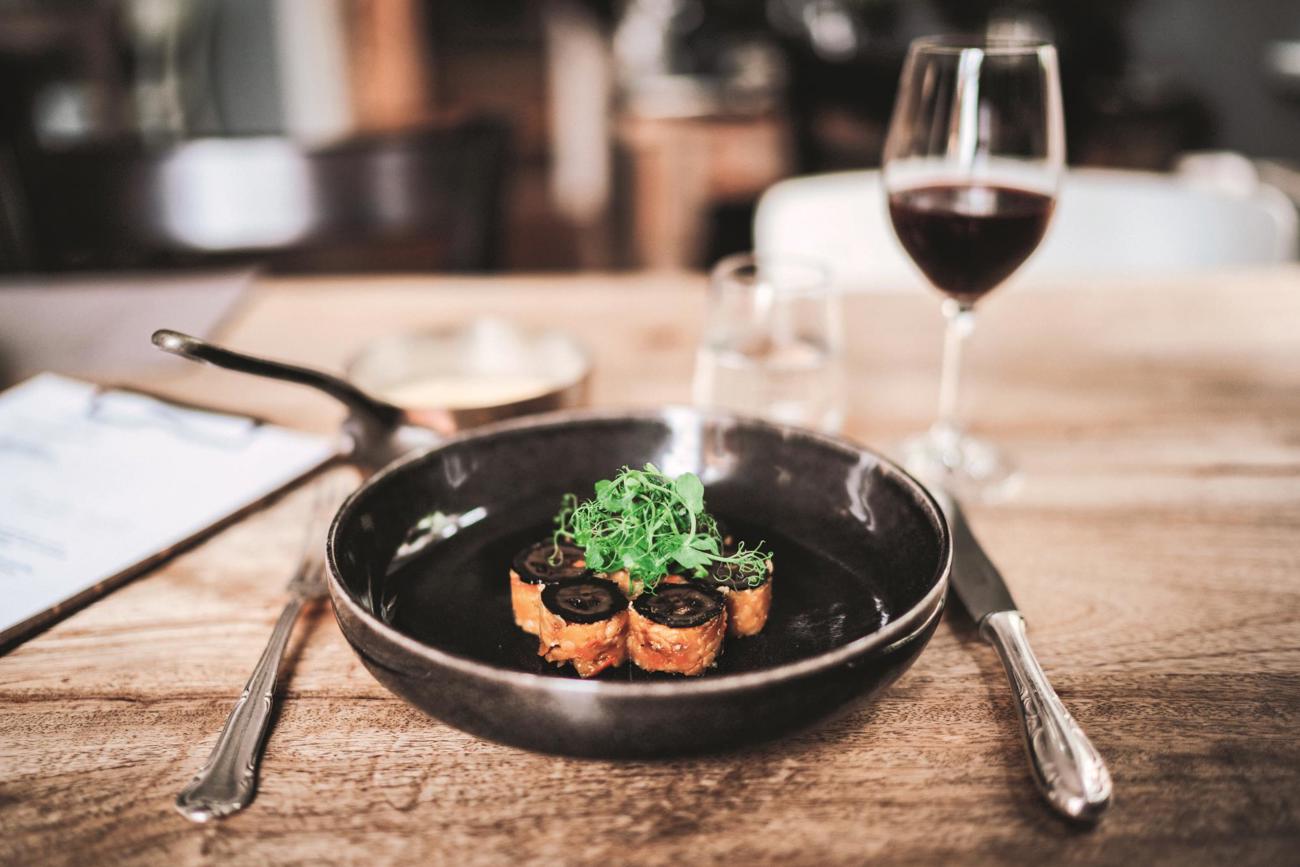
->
[3,269,1299,866]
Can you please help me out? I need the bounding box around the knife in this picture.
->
[938,493,1113,822]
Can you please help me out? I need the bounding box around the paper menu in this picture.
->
[0,374,337,648]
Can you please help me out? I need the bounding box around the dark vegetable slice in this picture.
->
[542,578,628,624]
[707,559,770,591]
[512,541,591,585]
[632,583,725,629]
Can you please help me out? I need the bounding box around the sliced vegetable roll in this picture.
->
[627,583,727,676]
[538,577,629,678]
[709,559,773,637]
[510,541,591,635]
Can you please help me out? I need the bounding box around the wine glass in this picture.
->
[884,34,1064,498]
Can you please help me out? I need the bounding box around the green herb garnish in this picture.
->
[551,463,770,593]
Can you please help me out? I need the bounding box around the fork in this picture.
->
[174,474,349,823]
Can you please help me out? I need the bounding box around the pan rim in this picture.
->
[326,405,952,697]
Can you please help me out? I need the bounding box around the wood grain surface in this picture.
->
[2,269,1299,866]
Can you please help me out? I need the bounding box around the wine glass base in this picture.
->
[895,430,1020,502]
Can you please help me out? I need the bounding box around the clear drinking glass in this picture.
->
[883,35,1065,497]
[693,253,844,433]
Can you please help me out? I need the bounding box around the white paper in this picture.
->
[0,374,336,643]
[0,268,252,384]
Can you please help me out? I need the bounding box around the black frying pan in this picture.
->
[155,332,951,758]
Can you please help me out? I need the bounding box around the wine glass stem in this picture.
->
[933,299,976,456]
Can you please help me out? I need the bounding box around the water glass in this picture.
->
[692,253,844,433]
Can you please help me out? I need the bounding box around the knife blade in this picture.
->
[935,491,1113,822]
[943,494,1017,622]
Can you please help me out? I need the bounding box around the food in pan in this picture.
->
[538,577,629,677]
[508,464,773,677]
[509,540,592,635]
[709,559,774,637]
[627,583,728,675]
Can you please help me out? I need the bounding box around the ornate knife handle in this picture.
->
[175,597,305,822]
[982,611,1113,822]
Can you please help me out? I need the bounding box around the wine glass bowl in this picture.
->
[883,35,1065,498]
[887,185,1055,306]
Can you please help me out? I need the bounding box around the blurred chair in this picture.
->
[754,167,1298,291]
[4,118,509,273]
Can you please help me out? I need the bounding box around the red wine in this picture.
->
[888,184,1054,305]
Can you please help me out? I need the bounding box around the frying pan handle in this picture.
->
[151,329,405,431]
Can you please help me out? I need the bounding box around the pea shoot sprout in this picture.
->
[551,464,770,594]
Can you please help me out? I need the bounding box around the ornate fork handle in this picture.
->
[175,596,307,822]
[982,611,1113,822]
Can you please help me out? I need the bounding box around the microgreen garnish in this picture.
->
[550,464,770,593]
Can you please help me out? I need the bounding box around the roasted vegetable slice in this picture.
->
[627,583,727,675]
[538,578,629,678]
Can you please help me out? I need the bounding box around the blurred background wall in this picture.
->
[0,0,1296,274]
